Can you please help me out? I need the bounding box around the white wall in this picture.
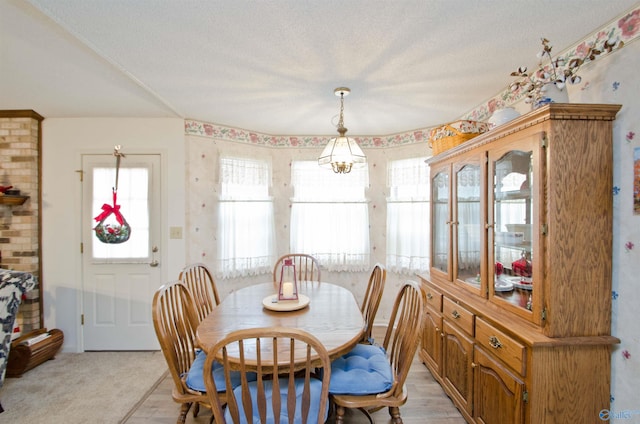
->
[573,40,640,416]
[41,118,185,352]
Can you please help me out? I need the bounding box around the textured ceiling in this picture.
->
[1,0,638,136]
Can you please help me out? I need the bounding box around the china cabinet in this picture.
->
[419,103,621,424]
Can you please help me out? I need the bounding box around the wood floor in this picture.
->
[124,326,466,424]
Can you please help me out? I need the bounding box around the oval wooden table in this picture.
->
[196,282,365,366]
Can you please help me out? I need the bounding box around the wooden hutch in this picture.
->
[419,103,621,423]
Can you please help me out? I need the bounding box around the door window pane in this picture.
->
[457,165,481,284]
[432,172,449,273]
[493,150,534,310]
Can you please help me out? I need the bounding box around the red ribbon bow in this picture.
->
[94,190,124,225]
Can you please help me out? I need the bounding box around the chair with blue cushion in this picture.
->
[329,280,425,424]
[179,262,221,324]
[153,280,251,424]
[359,263,387,344]
[152,281,209,423]
[203,326,332,424]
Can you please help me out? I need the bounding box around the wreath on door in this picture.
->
[93,146,131,244]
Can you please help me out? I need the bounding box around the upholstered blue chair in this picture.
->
[328,280,425,424]
[153,281,208,423]
[327,343,393,395]
[319,263,388,402]
[185,349,256,393]
[153,281,253,423]
[203,327,332,424]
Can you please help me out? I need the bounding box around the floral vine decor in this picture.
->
[93,189,131,244]
[93,146,131,244]
[509,37,624,105]
[94,220,131,244]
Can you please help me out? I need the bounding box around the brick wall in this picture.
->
[0,110,43,333]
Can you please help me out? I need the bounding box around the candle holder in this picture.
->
[278,258,299,301]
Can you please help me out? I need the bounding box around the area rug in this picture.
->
[0,351,167,424]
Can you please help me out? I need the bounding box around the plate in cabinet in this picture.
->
[494,277,514,292]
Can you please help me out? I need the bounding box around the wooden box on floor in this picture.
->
[7,328,64,377]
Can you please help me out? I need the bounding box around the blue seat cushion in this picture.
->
[328,343,393,395]
[224,377,328,424]
[185,350,256,392]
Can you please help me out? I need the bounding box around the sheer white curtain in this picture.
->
[216,157,275,278]
[386,157,430,274]
[290,161,370,272]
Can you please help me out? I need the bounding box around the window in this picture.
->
[290,161,370,272]
[386,157,430,274]
[216,156,275,278]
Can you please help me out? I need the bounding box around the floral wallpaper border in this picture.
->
[184,120,430,149]
[462,5,640,122]
[184,5,640,149]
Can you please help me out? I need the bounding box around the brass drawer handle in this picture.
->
[489,335,502,349]
[451,310,461,319]
[427,292,433,300]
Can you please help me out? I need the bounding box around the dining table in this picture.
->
[196,281,365,366]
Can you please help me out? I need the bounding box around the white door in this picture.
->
[82,154,162,350]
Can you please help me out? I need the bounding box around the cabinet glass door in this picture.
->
[456,164,481,289]
[492,150,533,311]
[432,171,450,275]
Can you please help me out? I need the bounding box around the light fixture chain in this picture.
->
[338,92,345,129]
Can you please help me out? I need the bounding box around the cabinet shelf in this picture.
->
[494,189,531,200]
[0,195,29,205]
[495,242,531,251]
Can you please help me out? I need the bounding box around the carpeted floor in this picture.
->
[0,351,167,424]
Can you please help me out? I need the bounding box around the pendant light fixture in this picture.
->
[318,87,367,174]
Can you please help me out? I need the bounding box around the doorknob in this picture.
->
[150,246,159,267]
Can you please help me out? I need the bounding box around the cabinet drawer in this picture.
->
[423,285,443,311]
[475,317,526,375]
[443,297,474,335]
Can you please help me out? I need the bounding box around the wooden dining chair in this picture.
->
[152,280,210,423]
[203,326,332,424]
[179,262,221,324]
[272,253,321,284]
[328,280,425,424]
[360,263,387,344]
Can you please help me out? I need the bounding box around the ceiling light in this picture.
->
[318,87,367,174]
